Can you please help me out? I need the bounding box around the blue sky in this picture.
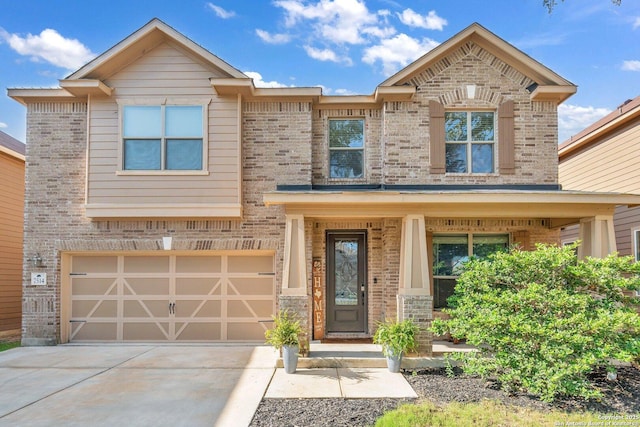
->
[1,0,639,143]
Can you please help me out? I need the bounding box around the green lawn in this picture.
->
[375,400,625,427]
[0,341,20,352]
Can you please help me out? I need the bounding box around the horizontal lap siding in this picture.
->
[0,153,24,331]
[613,205,640,257]
[559,123,640,194]
[87,42,239,206]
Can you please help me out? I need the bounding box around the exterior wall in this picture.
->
[0,151,24,332]
[559,120,640,194]
[21,99,303,344]
[559,109,640,254]
[308,42,559,186]
[87,42,242,213]
[399,42,558,185]
[244,101,312,187]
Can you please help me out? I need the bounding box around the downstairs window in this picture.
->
[432,233,509,308]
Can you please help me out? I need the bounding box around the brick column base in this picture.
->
[278,295,311,356]
[397,294,433,356]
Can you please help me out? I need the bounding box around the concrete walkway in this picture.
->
[0,344,421,426]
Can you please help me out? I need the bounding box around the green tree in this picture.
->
[544,0,621,13]
[431,243,640,401]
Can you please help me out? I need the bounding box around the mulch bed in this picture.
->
[249,366,640,427]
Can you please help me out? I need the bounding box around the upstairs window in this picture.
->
[445,111,495,173]
[123,105,204,171]
[329,119,364,179]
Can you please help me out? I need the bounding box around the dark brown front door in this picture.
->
[326,231,367,333]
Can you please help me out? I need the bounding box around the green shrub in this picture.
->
[431,243,640,401]
[373,318,419,357]
[265,309,302,349]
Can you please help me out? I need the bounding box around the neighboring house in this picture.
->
[0,131,25,336]
[9,19,640,352]
[559,96,640,260]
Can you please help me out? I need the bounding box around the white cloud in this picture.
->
[244,71,291,88]
[633,17,640,29]
[622,60,640,71]
[558,104,611,143]
[334,88,357,95]
[362,33,439,76]
[0,27,95,70]
[207,3,236,19]
[304,45,352,65]
[275,0,379,44]
[0,122,7,129]
[397,9,447,30]
[255,29,291,44]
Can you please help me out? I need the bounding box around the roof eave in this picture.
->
[59,79,113,97]
[8,88,78,106]
[530,85,577,104]
[67,18,246,81]
[380,23,574,90]
[559,96,640,158]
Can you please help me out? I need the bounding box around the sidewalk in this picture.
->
[262,341,475,399]
[266,367,417,398]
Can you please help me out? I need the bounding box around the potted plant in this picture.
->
[265,309,303,374]
[373,318,419,373]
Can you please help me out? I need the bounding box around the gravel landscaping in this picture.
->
[249,366,640,427]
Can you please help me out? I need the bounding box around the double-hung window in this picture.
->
[329,119,364,179]
[445,111,495,173]
[432,234,509,308]
[122,105,204,171]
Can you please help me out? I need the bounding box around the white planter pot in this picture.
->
[385,351,403,373]
[282,344,299,374]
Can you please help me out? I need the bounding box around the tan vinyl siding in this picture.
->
[612,205,640,257]
[559,121,640,194]
[0,152,24,332]
[87,42,240,214]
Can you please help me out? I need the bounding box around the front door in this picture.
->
[326,231,367,333]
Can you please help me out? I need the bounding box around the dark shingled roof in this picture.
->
[0,130,25,156]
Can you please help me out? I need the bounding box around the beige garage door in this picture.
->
[68,254,275,342]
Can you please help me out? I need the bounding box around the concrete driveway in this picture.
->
[0,345,277,427]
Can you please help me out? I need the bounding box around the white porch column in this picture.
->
[398,214,430,295]
[577,215,616,259]
[282,214,307,295]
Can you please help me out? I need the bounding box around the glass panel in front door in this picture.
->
[334,239,359,306]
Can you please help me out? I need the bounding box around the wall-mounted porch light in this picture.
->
[27,253,45,268]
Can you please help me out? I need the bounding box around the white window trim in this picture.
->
[116,98,211,175]
[633,228,640,262]
[445,110,496,174]
[328,117,366,181]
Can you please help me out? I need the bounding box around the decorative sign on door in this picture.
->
[312,259,324,340]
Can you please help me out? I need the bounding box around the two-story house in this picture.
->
[10,19,640,352]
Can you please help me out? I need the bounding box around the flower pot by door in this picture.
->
[386,352,403,373]
[282,344,299,374]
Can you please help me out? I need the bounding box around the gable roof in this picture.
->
[559,95,640,159]
[0,131,25,160]
[66,18,246,81]
[381,23,576,104]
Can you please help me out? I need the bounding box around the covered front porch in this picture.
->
[265,189,640,355]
